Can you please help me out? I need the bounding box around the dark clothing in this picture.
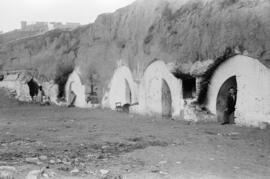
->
[223,94,236,124]
[223,111,235,124]
[226,94,236,113]
[68,92,76,107]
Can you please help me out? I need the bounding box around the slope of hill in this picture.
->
[0,29,43,46]
[0,0,269,97]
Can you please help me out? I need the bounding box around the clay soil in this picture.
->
[0,89,270,179]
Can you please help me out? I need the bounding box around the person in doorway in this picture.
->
[222,87,236,125]
[37,86,45,103]
[68,91,77,107]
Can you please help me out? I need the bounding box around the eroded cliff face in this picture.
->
[1,0,270,99]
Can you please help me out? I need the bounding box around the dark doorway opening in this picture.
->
[161,79,172,118]
[0,74,4,81]
[216,76,237,122]
[182,77,196,99]
[27,79,39,99]
[125,79,132,104]
[67,82,74,104]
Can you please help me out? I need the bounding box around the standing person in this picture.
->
[222,87,236,125]
[68,91,76,107]
[37,86,45,103]
[37,86,42,102]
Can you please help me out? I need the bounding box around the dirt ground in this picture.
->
[0,89,270,179]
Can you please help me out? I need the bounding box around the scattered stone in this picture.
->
[151,169,159,173]
[158,161,167,165]
[48,128,58,132]
[74,158,80,163]
[56,159,62,164]
[41,168,56,178]
[25,170,42,179]
[204,130,217,135]
[42,173,49,178]
[25,157,41,165]
[104,174,123,179]
[58,166,71,172]
[65,125,71,128]
[62,159,71,165]
[86,170,96,175]
[228,132,239,136]
[39,155,48,161]
[0,166,16,179]
[70,168,80,175]
[176,161,182,164]
[49,159,55,164]
[100,169,109,176]
[159,171,168,175]
[209,158,215,161]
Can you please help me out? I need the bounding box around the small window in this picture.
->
[0,74,4,81]
[182,77,196,99]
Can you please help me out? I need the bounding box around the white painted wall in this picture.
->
[0,76,32,101]
[0,80,17,89]
[138,60,183,117]
[103,66,137,110]
[206,55,270,127]
[16,81,32,101]
[65,69,87,108]
[43,81,59,104]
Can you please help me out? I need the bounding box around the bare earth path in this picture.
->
[0,90,270,178]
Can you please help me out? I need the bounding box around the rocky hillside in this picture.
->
[0,29,43,46]
[0,0,270,95]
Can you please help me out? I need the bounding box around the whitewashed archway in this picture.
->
[206,55,270,126]
[105,66,137,110]
[138,60,183,117]
[65,69,87,108]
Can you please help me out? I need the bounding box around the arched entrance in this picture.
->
[161,79,172,118]
[68,81,76,104]
[27,79,39,99]
[125,79,132,104]
[216,76,237,122]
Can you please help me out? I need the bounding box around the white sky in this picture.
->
[0,0,135,32]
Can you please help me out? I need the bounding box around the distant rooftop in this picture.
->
[20,21,81,33]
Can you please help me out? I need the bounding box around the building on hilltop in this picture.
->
[49,22,81,30]
[20,21,81,32]
[21,21,49,33]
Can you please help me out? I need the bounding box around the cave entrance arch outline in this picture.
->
[67,81,75,104]
[161,79,172,118]
[216,75,237,122]
[125,79,132,104]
